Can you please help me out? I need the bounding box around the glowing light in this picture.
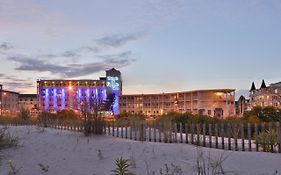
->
[216,92,224,96]
[68,86,73,90]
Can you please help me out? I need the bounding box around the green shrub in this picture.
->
[0,127,19,150]
[111,157,135,175]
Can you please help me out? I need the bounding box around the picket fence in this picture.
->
[3,120,281,154]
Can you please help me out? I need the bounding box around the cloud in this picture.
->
[0,42,14,51]
[96,32,145,48]
[0,72,35,92]
[8,51,137,78]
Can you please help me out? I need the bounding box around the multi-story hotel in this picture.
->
[119,89,235,118]
[250,80,281,109]
[0,84,19,115]
[19,94,38,116]
[37,68,122,114]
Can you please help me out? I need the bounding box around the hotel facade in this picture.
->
[119,89,235,118]
[0,84,19,115]
[250,80,281,109]
[37,68,122,114]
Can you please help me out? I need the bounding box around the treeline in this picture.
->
[116,106,281,124]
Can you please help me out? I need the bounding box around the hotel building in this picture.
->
[37,68,122,114]
[119,89,235,118]
[0,84,19,115]
[19,94,38,116]
[250,80,281,109]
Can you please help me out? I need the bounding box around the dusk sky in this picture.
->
[1,0,281,97]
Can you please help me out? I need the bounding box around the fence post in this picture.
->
[144,122,147,141]
[269,122,274,153]
[215,124,218,149]
[121,122,124,138]
[191,123,195,145]
[140,122,144,141]
[208,123,212,148]
[174,123,178,143]
[134,121,137,141]
[153,122,157,142]
[228,123,231,150]
[159,122,162,143]
[248,123,252,152]
[112,122,115,136]
[276,122,281,153]
[149,122,151,142]
[255,123,259,152]
[234,123,238,151]
[185,123,189,144]
[169,122,173,143]
[180,123,183,143]
[262,123,266,152]
[221,123,225,150]
[129,121,133,140]
[125,121,128,139]
[197,124,201,146]
[203,124,206,147]
[240,123,245,151]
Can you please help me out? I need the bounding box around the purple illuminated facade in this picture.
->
[37,68,122,114]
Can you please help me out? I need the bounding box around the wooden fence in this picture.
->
[104,121,281,154]
[2,120,280,153]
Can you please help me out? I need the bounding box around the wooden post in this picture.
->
[269,122,274,153]
[255,123,259,152]
[203,124,206,147]
[221,123,225,150]
[108,122,111,136]
[140,122,144,141]
[228,123,231,151]
[241,123,245,152]
[180,123,183,143]
[215,124,218,149]
[208,124,212,148]
[120,122,124,138]
[234,123,238,151]
[262,123,266,152]
[169,122,173,143]
[276,122,281,153]
[174,123,178,143]
[112,122,115,136]
[185,123,189,144]
[143,122,147,141]
[149,123,152,142]
[191,123,195,144]
[197,124,200,146]
[159,122,162,143]
[248,123,252,152]
[134,122,137,141]
[130,121,133,140]
[153,122,157,142]
[125,121,128,139]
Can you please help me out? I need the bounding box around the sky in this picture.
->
[0,0,281,99]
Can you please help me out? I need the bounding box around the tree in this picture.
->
[80,95,105,136]
[244,106,281,122]
[103,93,116,115]
[17,108,31,121]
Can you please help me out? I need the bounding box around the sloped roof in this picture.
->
[250,82,256,91]
[260,79,267,89]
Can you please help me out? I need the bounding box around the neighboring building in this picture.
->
[119,89,235,118]
[19,94,38,116]
[250,80,281,109]
[37,68,122,114]
[0,84,19,116]
[235,96,250,116]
